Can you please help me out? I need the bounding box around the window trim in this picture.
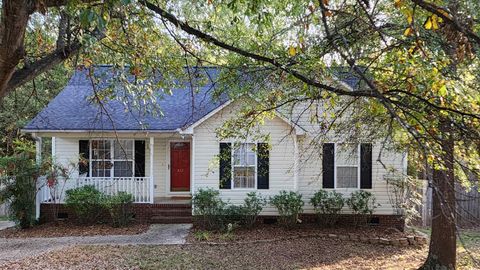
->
[230,142,258,190]
[333,143,361,189]
[88,139,135,178]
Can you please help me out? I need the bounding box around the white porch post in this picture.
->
[149,137,154,204]
[35,136,42,165]
[35,135,43,220]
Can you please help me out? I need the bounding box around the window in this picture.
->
[232,143,256,189]
[335,143,359,188]
[90,139,134,177]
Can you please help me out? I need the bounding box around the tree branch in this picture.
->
[410,0,480,46]
[139,0,376,99]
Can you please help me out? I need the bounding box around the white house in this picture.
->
[23,66,407,226]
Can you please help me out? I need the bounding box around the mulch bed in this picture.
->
[1,238,428,270]
[0,221,149,238]
[188,223,413,243]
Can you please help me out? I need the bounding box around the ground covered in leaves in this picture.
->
[0,221,149,238]
[188,223,412,243]
[2,237,427,270]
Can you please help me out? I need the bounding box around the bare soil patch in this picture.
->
[188,223,413,243]
[0,221,149,238]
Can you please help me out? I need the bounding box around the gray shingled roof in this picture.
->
[24,66,361,133]
[24,66,229,132]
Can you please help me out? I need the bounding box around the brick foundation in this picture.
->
[41,203,404,231]
[40,203,192,224]
[258,214,405,232]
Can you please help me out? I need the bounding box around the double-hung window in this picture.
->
[90,139,134,177]
[232,143,256,189]
[335,143,360,188]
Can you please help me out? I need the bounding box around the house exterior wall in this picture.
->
[192,100,406,216]
[193,101,296,215]
[48,100,406,216]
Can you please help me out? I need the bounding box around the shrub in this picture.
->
[65,185,105,225]
[310,190,345,227]
[270,191,304,228]
[241,192,267,227]
[192,188,226,230]
[0,142,40,229]
[103,192,134,227]
[346,190,378,226]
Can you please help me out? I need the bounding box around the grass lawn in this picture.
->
[2,237,428,270]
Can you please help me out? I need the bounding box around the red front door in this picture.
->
[170,142,190,192]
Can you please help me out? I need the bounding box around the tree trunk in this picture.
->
[419,121,456,269]
[0,1,31,99]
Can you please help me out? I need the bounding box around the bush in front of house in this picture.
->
[193,189,267,231]
[102,192,134,227]
[346,190,378,226]
[241,192,267,227]
[270,191,304,228]
[310,190,345,227]
[192,188,227,230]
[65,185,105,225]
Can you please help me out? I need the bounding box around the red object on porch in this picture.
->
[170,142,190,191]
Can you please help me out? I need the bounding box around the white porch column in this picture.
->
[191,134,195,196]
[35,136,42,165]
[35,135,42,220]
[51,137,56,160]
[149,137,154,204]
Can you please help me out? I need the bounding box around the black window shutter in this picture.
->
[219,143,232,189]
[360,143,373,189]
[322,143,335,188]
[79,140,89,177]
[257,143,269,189]
[135,140,146,177]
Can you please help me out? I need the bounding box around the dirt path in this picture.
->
[0,224,191,264]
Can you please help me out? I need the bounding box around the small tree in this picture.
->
[42,157,81,221]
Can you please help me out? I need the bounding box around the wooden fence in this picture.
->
[421,181,480,228]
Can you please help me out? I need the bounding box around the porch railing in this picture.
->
[37,177,153,204]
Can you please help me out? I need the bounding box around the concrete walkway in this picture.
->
[0,224,192,264]
[0,221,15,231]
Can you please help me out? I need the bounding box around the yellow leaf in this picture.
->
[83,58,93,68]
[407,14,413,24]
[424,17,432,29]
[404,27,412,36]
[431,15,439,29]
[288,46,296,56]
[394,0,402,8]
[406,10,413,24]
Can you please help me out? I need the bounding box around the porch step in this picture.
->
[150,216,193,224]
[150,203,191,209]
[149,208,192,217]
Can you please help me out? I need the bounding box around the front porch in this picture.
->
[35,135,194,221]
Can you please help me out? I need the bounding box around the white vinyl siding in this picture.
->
[193,100,295,215]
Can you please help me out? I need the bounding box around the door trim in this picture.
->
[166,139,192,195]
